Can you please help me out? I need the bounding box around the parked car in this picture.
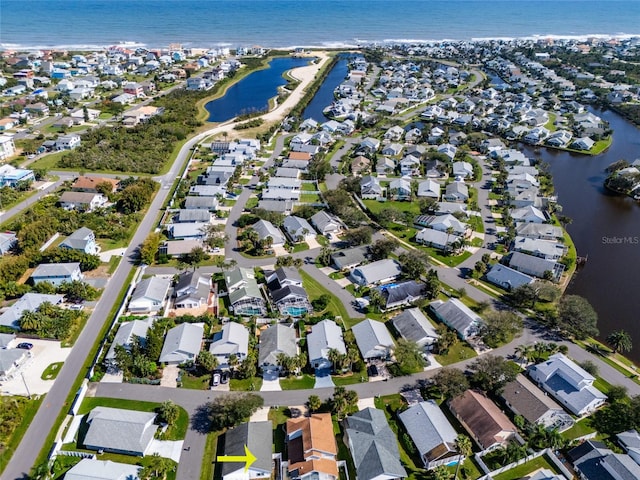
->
[212,373,220,386]
[221,371,229,384]
[17,342,33,350]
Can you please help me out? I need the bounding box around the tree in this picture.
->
[311,294,332,311]
[509,283,538,308]
[435,329,458,355]
[198,350,218,372]
[157,400,180,426]
[317,246,333,267]
[454,434,473,480]
[394,338,426,374]
[480,310,523,348]
[206,393,264,430]
[578,360,599,377]
[369,238,399,261]
[514,344,535,365]
[139,232,163,265]
[607,330,633,354]
[368,288,384,312]
[607,385,628,403]
[57,280,99,303]
[331,386,358,419]
[469,354,519,394]
[433,367,469,400]
[308,394,322,413]
[556,295,598,339]
[139,453,175,480]
[429,465,451,480]
[342,226,373,246]
[398,250,430,279]
[182,246,209,270]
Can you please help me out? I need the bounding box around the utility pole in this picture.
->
[21,372,32,399]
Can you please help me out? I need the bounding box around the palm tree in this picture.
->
[327,348,342,373]
[453,434,473,479]
[607,330,633,354]
[514,344,534,366]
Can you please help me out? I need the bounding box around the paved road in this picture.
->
[0,175,73,224]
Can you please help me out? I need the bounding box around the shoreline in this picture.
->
[3,32,640,53]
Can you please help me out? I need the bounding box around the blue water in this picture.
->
[2,1,640,50]
[205,56,311,122]
[302,56,350,123]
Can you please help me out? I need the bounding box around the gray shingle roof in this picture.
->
[222,422,273,476]
[130,276,171,304]
[486,264,533,290]
[59,227,94,251]
[344,408,407,480]
[351,259,402,286]
[307,319,346,363]
[210,322,249,358]
[83,407,157,455]
[258,324,297,366]
[352,319,395,359]
[501,374,565,425]
[31,262,80,278]
[177,209,211,222]
[0,349,27,376]
[429,298,482,339]
[64,458,141,480]
[159,323,204,363]
[0,293,65,328]
[398,401,457,465]
[391,308,439,346]
[252,219,285,245]
[105,318,153,361]
[330,246,368,269]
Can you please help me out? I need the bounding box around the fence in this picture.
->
[476,448,573,480]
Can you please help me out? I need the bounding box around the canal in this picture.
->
[519,108,640,360]
[205,56,313,122]
[301,55,350,122]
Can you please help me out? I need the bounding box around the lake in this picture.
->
[301,56,350,123]
[205,56,313,122]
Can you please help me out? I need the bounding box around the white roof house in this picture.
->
[283,216,315,243]
[391,308,439,348]
[128,276,171,313]
[209,322,249,369]
[64,459,141,480]
[512,205,546,224]
[159,323,204,364]
[350,259,402,287]
[0,293,64,329]
[351,319,395,360]
[310,210,343,234]
[83,407,158,456]
[399,401,461,469]
[105,318,154,363]
[307,319,346,371]
[252,219,286,246]
[528,353,607,417]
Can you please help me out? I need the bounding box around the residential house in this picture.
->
[391,307,439,349]
[0,293,64,329]
[55,134,81,150]
[571,137,595,151]
[360,175,383,200]
[72,176,120,193]
[452,161,473,179]
[399,401,461,469]
[122,105,163,126]
[449,390,517,452]
[168,222,208,240]
[209,322,249,369]
[266,269,311,318]
[351,318,395,361]
[176,209,211,223]
[252,219,286,247]
[439,144,458,162]
[501,374,573,430]
[0,349,28,381]
[423,214,469,237]
[512,237,566,261]
[515,223,564,241]
[617,430,640,467]
[174,271,211,310]
[443,182,469,202]
[283,216,315,243]
[307,319,346,371]
[528,353,607,417]
[429,298,482,340]
[83,407,157,456]
[258,323,297,373]
[159,323,204,364]
[568,440,640,480]
[359,137,380,153]
[70,107,100,125]
[509,252,564,282]
[343,408,408,480]
[60,227,99,255]
[0,332,15,349]
[0,135,16,161]
[417,180,440,198]
[104,317,154,365]
[30,262,83,287]
[485,264,534,291]
[221,422,273,480]
[0,164,35,187]
[225,267,266,316]
[159,239,204,258]
[389,177,412,200]
[382,143,404,157]
[377,157,396,175]
[350,259,402,287]
[375,281,426,311]
[415,228,460,252]
[58,191,108,212]
[63,459,141,480]
[128,276,171,313]
[184,196,218,211]
[330,246,368,270]
[512,205,546,224]
[287,414,338,480]
[310,211,342,236]
[0,231,17,255]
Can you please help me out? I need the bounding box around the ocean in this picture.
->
[2,0,640,51]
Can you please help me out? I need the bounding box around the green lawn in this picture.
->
[245,196,259,210]
[434,341,477,366]
[268,407,290,454]
[426,247,473,267]
[492,455,562,480]
[301,182,317,192]
[562,418,596,440]
[41,362,64,380]
[78,397,188,440]
[299,269,354,327]
[300,193,321,203]
[0,396,43,476]
[363,199,420,216]
[332,365,368,386]
[280,374,315,390]
[107,256,121,274]
[180,372,211,390]
[292,242,309,253]
[200,432,220,480]
[229,377,262,391]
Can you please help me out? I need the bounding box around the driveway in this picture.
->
[260,371,282,391]
[148,439,184,462]
[1,339,72,396]
[162,364,180,388]
[313,369,335,389]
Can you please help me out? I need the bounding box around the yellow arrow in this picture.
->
[217,445,257,472]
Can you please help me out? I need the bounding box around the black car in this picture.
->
[17,342,33,350]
